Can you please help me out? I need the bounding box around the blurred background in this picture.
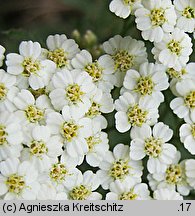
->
[0,0,125,52]
[0,0,195,199]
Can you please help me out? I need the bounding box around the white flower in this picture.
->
[85,88,114,129]
[37,181,67,200]
[21,125,63,172]
[106,180,151,200]
[174,0,195,33]
[13,89,53,127]
[46,34,80,69]
[0,111,23,161]
[170,79,195,123]
[103,35,147,87]
[180,122,195,155]
[46,105,92,158]
[153,188,183,200]
[135,0,176,42]
[167,63,195,96]
[85,121,109,167]
[71,50,116,92]
[6,41,56,90]
[49,69,96,112]
[97,144,143,190]
[109,0,142,19]
[148,152,191,196]
[123,62,169,105]
[0,69,18,112]
[115,92,159,132]
[130,122,177,173]
[38,151,82,190]
[66,171,102,200]
[0,45,5,67]
[185,159,195,189]
[152,28,192,71]
[0,158,40,200]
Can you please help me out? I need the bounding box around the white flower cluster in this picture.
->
[0,0,195,200]
[0,35,114,200]
[107,0,195,200]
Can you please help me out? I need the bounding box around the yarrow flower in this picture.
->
[71,50,116,92]
[103,35,147,87]
[109,0,142,19]
[152,28,193,71]
[66,171,101,200]
[174,0,195,33]
[97,144,143,189]
[45,34,80,69]
[21,125,63,172]
[153,188,183,200]
[0,158,40,200]
[0,111,23,161]
[13,89,53,128]
[147,152,191,196]
[46,106,92,159]
[180,122,195,155]
[0,69,18,112]
[130,122,177,173]
[185,159,195,189]
[170,79,195,123]
[49,69,96,112]
[167,63,195,96]
[106,180,151,200]
[115,92,159,132]
[123,62,169,105]
[135,0,177,42]
[6,41,56,90]
[84,121,109,167]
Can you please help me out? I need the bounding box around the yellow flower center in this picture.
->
[85,102,101,117]
[22,57,40,77]
[0,124,7,146]
[150,8,166,26]
[182,6,195,19]
[30,140,48,157]
[127,104,148,127]
[134,76,154,96]
[6,174,26,195]
[49,163,68,183]
[66,84,84,103]
[123,0,136,5]
[60,121,79,142]
[47,48,68,68]
[184,91,195,108]
[69,185,91,200]
[166,68,187,79]
[144,136,163,158]
[25,105,44,123]
[0,83,8,101]
[110,159,130,180]
[165,164,182,184]
[85,135,101,152]
[112,50,134,72]
[85,62,103,82]
[167,40,182,56]
[191,125,195,138]
[119,189,138,200]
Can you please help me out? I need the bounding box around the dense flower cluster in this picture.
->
[0,0,195,200]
